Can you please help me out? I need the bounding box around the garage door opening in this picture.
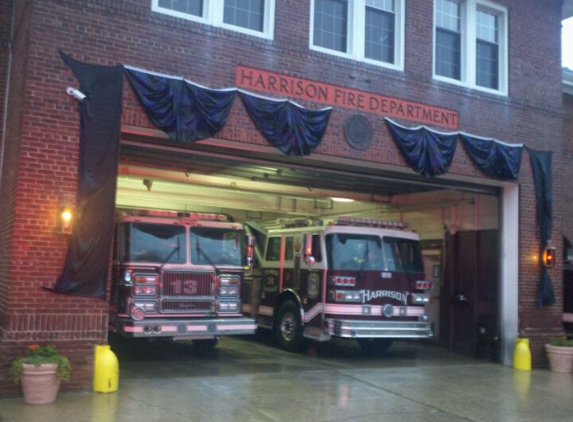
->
[116,136,517,364]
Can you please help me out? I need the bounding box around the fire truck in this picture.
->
[109,210,256,349]
[242,216,434,353]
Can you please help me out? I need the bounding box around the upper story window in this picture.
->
[152,0,275,39]
[310,0,405,70]
[434,0,508,95]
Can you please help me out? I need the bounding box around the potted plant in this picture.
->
[545,337,573,373]
[9,344,71,404]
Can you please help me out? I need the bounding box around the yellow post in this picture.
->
[513,337,532,371]
[93,344,119,393]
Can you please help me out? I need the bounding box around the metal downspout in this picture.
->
[0,0,16,190]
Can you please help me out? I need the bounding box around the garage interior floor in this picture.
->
[1,335,572,422]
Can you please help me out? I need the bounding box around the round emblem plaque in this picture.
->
[345,114,374,150]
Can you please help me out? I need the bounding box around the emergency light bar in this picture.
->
[330,276,356,287]
[281,218,324,228]
[335,216,408,229]
[119,209,229,221]
[415,281,434,290]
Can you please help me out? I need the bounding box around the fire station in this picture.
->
[0,0,572,396]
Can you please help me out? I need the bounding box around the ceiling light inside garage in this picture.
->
[330,197,355,203]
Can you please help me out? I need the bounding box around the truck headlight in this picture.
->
[134,285,157,296]
[216,300,240,313]
[412,294,431,304]
[218,286,240,297]
[328,290,363,303]
[134,274,158,284]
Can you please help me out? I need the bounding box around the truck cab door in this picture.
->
[260,236,283,306]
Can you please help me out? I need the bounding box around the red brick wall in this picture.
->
[0,0,31,397]
[0,0,566,395]
[0,0,109,397]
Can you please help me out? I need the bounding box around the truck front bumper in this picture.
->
[326,318,433,339]
[111,316,257,338]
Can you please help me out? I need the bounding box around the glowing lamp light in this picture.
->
[57,202,75,235]
[543,246,557,268]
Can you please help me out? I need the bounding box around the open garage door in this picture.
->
[117,133,512,360]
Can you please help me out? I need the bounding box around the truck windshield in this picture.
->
[190,227,243,266]
[326,234,384,270]
[383,236,424,273]
[125,223,186,263]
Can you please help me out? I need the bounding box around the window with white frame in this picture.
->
[311,0,405,70]
[152,0,275,39]
[434,0,507,94]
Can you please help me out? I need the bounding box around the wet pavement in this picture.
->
[1,334,572,422]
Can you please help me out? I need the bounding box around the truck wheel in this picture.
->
[357,338,393,355]
[275,301,304,352]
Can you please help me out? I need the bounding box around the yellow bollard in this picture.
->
[513,337,532,371]
[93,344,119,393]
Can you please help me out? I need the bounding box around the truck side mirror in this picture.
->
[304,234,315,266]
[245,234,254,273]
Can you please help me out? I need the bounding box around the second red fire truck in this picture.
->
[242,216,434,353]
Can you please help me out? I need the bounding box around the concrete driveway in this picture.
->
[1,334,572,422]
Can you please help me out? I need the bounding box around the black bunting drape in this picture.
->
[460,134,523,180]
[48,51,123,298]
[527,147,555,307]
[527,148,553,246]
[239,91,332,157]
[124,66,236,143]
[385,118,458,178]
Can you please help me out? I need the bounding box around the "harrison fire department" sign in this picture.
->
[236,66,458,129]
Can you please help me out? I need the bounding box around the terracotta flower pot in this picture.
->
[20,363,61,404]
[545,344,573,373]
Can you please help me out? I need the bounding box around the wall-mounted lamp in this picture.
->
[57,202,75,235]
[542,246,557,268]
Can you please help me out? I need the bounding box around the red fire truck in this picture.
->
[242,216,434,353]
[109,210,256,348]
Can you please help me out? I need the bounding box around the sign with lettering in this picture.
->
[236,66,458,129]
[361,290,409,305]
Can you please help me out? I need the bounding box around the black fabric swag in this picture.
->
[124,66,236,143]
[460,134,523,180]
[238,91,333,157]
[385,118,458,178]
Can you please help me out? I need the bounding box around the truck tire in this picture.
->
[357,338,393,355]
[275,301,304,352]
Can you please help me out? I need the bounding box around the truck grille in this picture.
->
[161,299,211,313]
[161,271,214,314]
[161,271,214,297]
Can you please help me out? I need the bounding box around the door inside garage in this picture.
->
[442,230,500,359]
[117,134,505,359]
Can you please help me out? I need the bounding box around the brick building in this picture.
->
[0,0,571,396]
